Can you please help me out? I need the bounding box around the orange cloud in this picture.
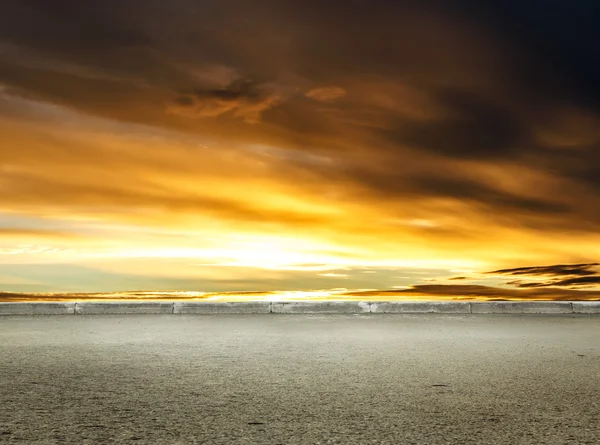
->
[305,86,346,102]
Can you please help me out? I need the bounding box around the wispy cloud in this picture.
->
[167,78,282,123]
[485,263,600,288]
[305,86,346,102]
[488,263,600,277]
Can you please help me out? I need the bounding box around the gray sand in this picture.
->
[1,314,599,444]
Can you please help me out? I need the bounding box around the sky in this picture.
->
[1,0,600,299]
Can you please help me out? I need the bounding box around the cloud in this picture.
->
[487,263,600,288]
[4,283,600,302]
[380,89,525,159]
[0,228,80,239]
[488,263,600,277]
[318,272,349,278]
[546,276,600,287]
[342,284,600,301]
[167,78,282,123]
[305,86,346,102]
[509,277,600,288]
[2,0,600,290]
[0,289,278,302]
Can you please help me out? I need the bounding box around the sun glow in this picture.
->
[81,234,351,270]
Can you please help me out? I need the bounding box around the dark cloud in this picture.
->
[2,0,600,237]
[0,0,147,53]
[549,276,600,287]
[411,177,570,215]
[192,78,266,102]
[472,1,600,110]
[488,263,600,289]
[489,263,600,277]
[168,78,281,123]
[509,276,600,289]
[383,89,526,159]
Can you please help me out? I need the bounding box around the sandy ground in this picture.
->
[0,314,599,444]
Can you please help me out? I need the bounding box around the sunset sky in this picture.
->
[2,0,600,299]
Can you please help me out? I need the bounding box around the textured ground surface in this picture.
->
[0,314,599,444]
